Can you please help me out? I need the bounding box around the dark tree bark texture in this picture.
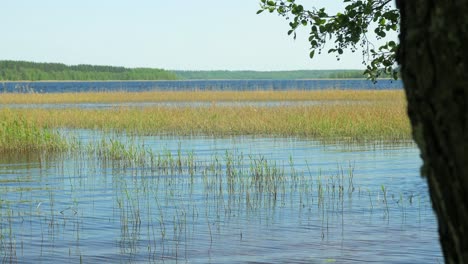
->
[397,0,468,263]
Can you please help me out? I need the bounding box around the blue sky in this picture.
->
[1,0,376,70]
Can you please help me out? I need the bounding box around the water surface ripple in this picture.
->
[0,134,441,263]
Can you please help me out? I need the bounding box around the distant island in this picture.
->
[0,60,368,81]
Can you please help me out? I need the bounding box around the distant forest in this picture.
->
[0,60,373,81]
[175,70,367,80]
[0,61,178,81]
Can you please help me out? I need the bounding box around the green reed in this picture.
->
[3,101,411,142]
[0,111,67,153]
[381,185,390,216]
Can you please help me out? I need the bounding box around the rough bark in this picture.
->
[397,0,468,263]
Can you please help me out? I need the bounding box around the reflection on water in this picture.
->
[0,134,442,263]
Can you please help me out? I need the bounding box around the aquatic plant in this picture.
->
[0,110,67,153]
[4,102,411,141]
[0,90,405,104]
[0,135,437,263]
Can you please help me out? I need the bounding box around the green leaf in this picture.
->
[373,12,381,22]
[256,9,264,14]
[379,18,386,26]
[309,50,315,59]
[383,60,392,66]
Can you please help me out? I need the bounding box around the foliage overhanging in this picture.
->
[257,0,399,81]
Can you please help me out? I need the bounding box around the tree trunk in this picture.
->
[397,0,468,263]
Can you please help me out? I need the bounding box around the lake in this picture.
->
[1,79,403,93]
[0,132,442,263]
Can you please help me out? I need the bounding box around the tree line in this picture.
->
[175,69,368,80]
[0,60,178,81]
[1,60,396,81]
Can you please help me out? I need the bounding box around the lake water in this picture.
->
[1,79,403,93]
[0,132,442,263]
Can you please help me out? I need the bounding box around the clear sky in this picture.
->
[1,0,372,71]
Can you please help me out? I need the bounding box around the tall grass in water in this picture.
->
[8,102,411,141]
[2,90,410,141]
[0,90,405,104]
[0,133,430,262]
[0,110,67,153]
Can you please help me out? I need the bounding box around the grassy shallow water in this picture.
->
[0,90,405,104]
[0,89,441,263]
[0,111,67,153]
[0,133,441,263]
[0,90,410,142]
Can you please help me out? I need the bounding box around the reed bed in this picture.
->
[0,110,67,153]
[1,101,411,141]
[0,90,405,104]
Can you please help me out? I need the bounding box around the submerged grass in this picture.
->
[0,90,405,104]
[2,101,411,141]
